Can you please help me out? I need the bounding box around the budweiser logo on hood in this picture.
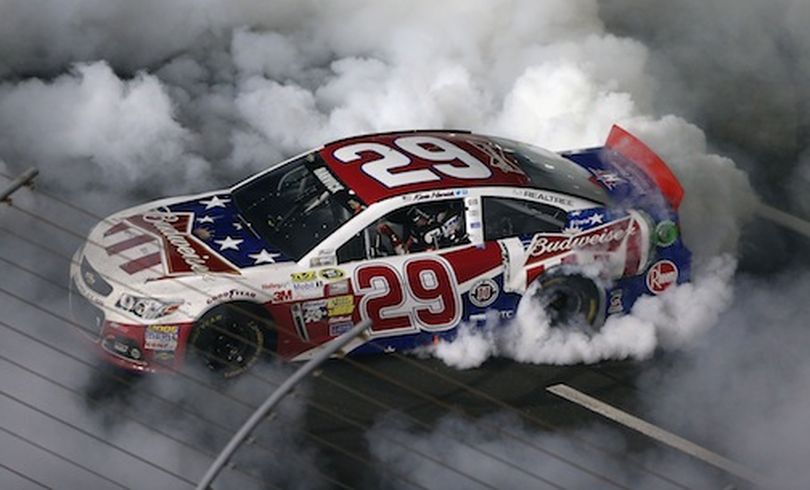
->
[102,211,240,276]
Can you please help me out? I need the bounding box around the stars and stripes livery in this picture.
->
[69,126,691,375]
[96,194,291,280]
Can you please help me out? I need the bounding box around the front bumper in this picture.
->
[94,320,194,374]
[69,257,193,374]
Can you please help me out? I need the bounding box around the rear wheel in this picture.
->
[532,274,604,331]
[189,303,275,378]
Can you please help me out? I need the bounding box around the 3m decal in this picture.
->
[354,258,460,336]
[646,260,678,294]
[272,289,293,303]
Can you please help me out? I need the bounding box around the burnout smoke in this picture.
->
[431,255,737,368]
[1,0,808,488]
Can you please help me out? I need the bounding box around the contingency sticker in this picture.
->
[144,325,179,351]
[327,295,354,316]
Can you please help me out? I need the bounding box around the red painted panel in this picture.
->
[606,125,684,209]
[320,132,531,204]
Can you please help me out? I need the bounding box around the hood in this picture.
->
[80,191,293,285]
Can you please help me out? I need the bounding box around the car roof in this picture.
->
[318,130,607,205]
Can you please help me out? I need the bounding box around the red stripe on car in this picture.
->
[120,252,162,274]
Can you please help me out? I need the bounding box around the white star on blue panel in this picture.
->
[200,195,230,210]
[248,249,281,264]
[215,236,243,251]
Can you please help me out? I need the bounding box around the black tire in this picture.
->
[189,303,275,378]
[532,274,604,331]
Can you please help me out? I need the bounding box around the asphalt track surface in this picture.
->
[2,177,784,490]
[1,320,749,490]
[73,352,750,489]
[300,356,746,489]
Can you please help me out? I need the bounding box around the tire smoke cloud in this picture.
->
[1,0,808,488]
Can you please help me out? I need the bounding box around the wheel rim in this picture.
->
[193,311,263,376]
[210,319,252,367]
[539,286,582,325]
[533,275,600,329]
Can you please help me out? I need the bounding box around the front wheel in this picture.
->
[531,274,604,332]
[189,303,274,378]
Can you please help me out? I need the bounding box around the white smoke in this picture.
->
[431,255,737,368]
[1,0,807,488]
[0,62,209,199]
[366,411,727,489]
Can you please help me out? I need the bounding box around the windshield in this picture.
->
[489,137,609,204]
[232,154,362,260]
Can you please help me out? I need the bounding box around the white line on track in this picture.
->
[546,383,765,486]
[755,202,810,239]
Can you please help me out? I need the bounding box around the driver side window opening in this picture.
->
[337,199,470,263]
[482,197,566,241]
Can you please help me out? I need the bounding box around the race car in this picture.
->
[69,126,690,376]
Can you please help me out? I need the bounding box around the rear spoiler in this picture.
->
[604,125,684,210]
